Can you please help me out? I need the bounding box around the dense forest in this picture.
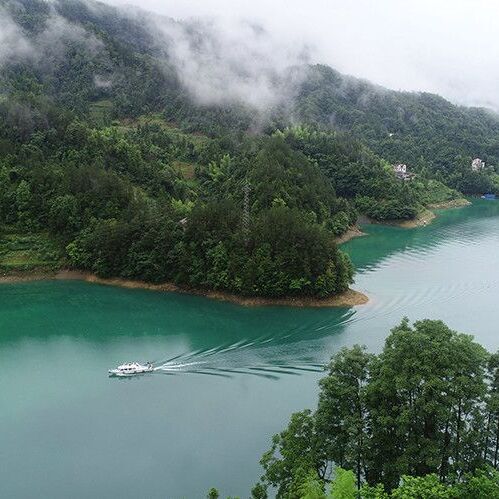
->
[208,319,499,498]
[1,0,499,298]
[295,66,499,187]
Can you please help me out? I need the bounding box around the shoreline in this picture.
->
[0,270,369,308]
[335,225,366,245]
[0,199,473,308]
[397,198,471,227]
[0,272,56,283]
[426,198,472,210]
[359,198,471,229]
[358,209,436,229]
[395,208,436,228]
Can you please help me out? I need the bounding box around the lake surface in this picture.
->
[1,200,499,498]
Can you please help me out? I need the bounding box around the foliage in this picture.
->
[316,345,372,490]
[0,229,63,271]
[329,469,357,499]
[207,487,220,499]
[411,179,462,206]
[258,319,497,496]
[294,65,499,192]
[247,466,499,498]
[0,104,355,297]
[276,126,420,220]
[390,475,452,499]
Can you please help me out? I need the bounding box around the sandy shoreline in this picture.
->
[427,198,471,210]
[335,225,366,244]
[395,209,436,228]
[358,209,436,229]
[0,270,369,308]
[0,272,55,283]
[359,198,471,229]
[394,198,471,227]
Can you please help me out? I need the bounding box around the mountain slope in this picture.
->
[295,64,499,173]
[0,0,496,300]
[2,0,499,178]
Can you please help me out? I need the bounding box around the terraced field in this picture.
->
[0,230,63,272]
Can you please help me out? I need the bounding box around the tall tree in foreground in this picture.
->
[367,319,488,487]
[316,345,372,489]
[257,319,495,496]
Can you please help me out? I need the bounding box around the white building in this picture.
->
[471,158,486,171]
[393,164,407,174]
[392,163,415,181]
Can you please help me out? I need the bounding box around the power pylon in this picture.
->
[242,181,251,245]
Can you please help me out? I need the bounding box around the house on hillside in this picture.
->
[471,158,486,171]
[393,163,407,175]
[393,163,415,181]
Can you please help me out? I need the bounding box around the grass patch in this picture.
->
[0,230,64,272]
[89,99,113,125]
[117,113,210,146]
[414,179,463,206]
[173,161,197,180]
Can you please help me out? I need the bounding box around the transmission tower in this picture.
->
[242,181,251,245]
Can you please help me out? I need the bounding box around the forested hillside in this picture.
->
[226,319,499,498]
[0,0,498,298]
[296,65,499,185]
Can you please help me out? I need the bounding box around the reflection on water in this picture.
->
[0,276,359,375]
[1,199,499,498]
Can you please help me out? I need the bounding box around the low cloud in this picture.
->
[151,16,312,110]
[0,8,33,65]
[3,0,499,112]
[94,75,113,89]
[107,0,499,111]
[0,3,103,69]
[37,12,104,58]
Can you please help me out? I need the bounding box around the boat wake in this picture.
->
[115,309,362,380]
[148,337,326,380]
[152,359,324,380]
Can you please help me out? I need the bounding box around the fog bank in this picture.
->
[107,0,499,110]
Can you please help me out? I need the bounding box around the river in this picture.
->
[1,200,498,498]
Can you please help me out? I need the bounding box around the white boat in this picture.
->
[108,362,154,377]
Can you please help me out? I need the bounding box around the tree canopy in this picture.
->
[255,319,499,498]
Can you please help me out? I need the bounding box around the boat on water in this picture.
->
[108,362,154,377]
[481,193,496,200]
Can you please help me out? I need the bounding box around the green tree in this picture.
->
[329,468,356,499]
[316,346,372,489]
[299,471,326,499]
[260,410,321,498]
[484,353,499,468]
[359,483,389,499]
[48,194,80,234]
[453,468,499,498]
[15,180,32,229]
[259,319,492,495]
[390,474,451,499]
[251,482,268,499]
[367,319,488,488]
[207,487,220,499]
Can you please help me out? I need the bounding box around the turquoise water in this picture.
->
[1,200,499,498]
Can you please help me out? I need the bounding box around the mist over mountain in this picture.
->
[106,0,499,112]
[4,4,499,498]
[1,0,498,172]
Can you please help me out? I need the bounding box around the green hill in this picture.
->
[0,0,497,298]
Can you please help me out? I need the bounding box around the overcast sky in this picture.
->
[104,0,499,110]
